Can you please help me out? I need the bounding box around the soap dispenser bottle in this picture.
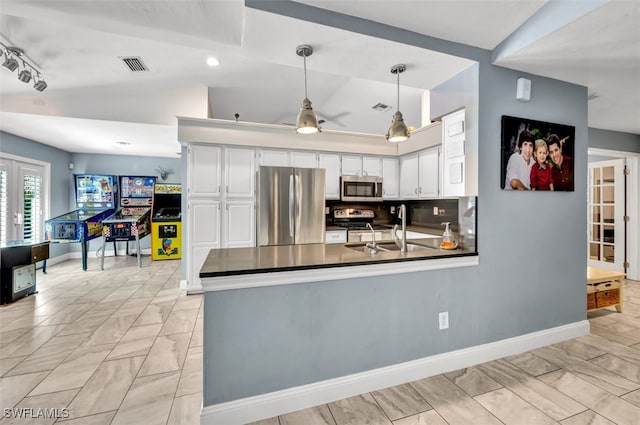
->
[441,222,455,249]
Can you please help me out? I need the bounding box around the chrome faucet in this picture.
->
[365,223,378,253]
[393,204,407,253]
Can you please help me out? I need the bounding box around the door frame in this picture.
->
[588,148,639,280]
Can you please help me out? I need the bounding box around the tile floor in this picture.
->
[1,255,639,425]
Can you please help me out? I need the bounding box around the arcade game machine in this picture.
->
[151,183,182,260]
[100,175,156,270]
[44,174,118,271]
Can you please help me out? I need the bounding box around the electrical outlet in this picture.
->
[433,206,439,215]
[391,206,396,214]
[439,208,445,216]
[439,312,449,330]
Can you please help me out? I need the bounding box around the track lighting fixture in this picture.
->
[0,41,47,92]
[386,64,410,143]
[295,44,321,134]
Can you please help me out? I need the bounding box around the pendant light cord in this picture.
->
[303,54,308,99]
[396,70,400,111]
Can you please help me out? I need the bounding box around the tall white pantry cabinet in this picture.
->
[186,144,256,292]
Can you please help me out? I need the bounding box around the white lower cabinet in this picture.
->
[224,201,256,248]
[325,229,347,244]
[187,200,221,292]
[187,199,255,291]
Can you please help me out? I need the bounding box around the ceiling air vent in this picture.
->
[372,102,392,112]
[119,56,149,72]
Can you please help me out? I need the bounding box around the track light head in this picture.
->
[2,55,19,72]
[18,68,32,83]
[34,79,47,91]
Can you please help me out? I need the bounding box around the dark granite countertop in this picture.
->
[200,237,476,279]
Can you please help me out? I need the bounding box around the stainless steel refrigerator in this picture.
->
[257,166,326,246]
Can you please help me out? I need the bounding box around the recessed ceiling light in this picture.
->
[206,57,220,67]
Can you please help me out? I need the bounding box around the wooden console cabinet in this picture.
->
[587,266,625,313]
[0,240,49,304]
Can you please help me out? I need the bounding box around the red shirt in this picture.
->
[530,161,553,190]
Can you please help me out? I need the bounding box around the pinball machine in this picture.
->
[100,176,156,270]
[151,183,182,260]
[44,174,118,271]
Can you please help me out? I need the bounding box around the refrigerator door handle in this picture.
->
[289,174,295,238]
[294,173,301,243]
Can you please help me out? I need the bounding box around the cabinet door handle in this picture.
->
[414,188,418,194]
[419,186,422,194]
[218,185,220,194]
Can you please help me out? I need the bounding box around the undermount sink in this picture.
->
[346,242,434,253]
[376,243,435,252]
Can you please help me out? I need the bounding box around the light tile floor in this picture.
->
[0,255,202,425]
[1,256,639,425]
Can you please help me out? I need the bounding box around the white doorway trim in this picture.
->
[588,148,639,280]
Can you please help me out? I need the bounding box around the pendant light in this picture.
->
[295,44,321,134]
[386,64,410,143]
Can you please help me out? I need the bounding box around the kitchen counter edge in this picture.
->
[200,241,478,292]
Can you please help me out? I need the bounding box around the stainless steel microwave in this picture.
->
[340,176,383,202]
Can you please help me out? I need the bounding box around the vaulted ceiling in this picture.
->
[0,0,638,158]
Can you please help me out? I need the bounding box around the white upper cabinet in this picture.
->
[189,145,221,198]
[225,147,256,198]
[259,149,289,167]
[400,147,440,199]
[290,152,318,168]
[341,155,362,176]
[418,147,440,198]
[400,154,419,199]
[362,156,382,177]
[382,157,399,199]
[259,149,318,169]
[318,153,341,199]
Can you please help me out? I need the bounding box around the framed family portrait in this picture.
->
[500,115,575,191]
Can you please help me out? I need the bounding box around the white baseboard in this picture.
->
[201,320,590,425]
[67,248,152,260]
[42,253,73,267]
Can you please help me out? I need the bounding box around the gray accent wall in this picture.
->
[1,131,72,257]
[203,0,589,406]
[589,128,640,152]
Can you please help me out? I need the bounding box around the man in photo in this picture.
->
[504,130,535,190]
[547,134,574,191]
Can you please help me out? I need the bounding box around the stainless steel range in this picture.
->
[333,208,394,243]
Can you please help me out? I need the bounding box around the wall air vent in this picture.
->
[372,102,391,112]
[119,56,149,72]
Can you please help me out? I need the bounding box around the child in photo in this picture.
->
[530,139,554,191]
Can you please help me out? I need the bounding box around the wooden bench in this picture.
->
[587,266,625,313]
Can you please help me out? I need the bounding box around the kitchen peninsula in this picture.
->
[199,198,478,424]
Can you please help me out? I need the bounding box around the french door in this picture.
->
[0,155,48,243]
[588,159,626,272]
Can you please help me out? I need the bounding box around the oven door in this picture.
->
[340,176,383,202]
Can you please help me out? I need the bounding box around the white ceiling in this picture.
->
[0,0,638,158]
